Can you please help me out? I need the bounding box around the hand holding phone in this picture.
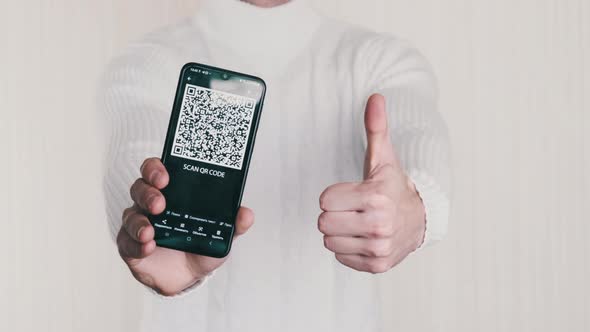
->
[149,63,265,257]
[116,157,255,296]
[115,62,265,295]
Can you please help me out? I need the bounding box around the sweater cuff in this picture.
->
[143,270,215,300]
[406,170,450,250]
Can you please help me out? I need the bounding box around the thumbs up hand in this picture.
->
[318,94,426,273]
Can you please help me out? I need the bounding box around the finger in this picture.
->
[140,157,169,189]
[319,182,365,212]
[320,182,392,212]
[335,253,392,274]
[130,178,166,214]
[233,206,255,238]
[117,226,157,260]
[324,236,393,257]
[319,209,395,238]
[363,93,396,178]
[122,207,155,243]
[317,211,366,236]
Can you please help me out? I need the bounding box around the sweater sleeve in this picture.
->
[356,34,452,249]
[96,43,211,296]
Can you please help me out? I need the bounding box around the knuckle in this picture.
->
[129,178,144,199]
[363,192,390,210]
[323,236,331,250]
[138,189,160,210]
[365,240,391,257]
[122,206,134,222]
[366,220,394,238]
[126,212,142,230]
[124,211,150,240]
[317,213,328,233]
[355,182,372,198]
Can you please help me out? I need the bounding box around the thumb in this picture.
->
[364,94,397,178]
[233,206,255,238]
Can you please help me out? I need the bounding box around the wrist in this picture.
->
[405,170,450,250]
[407,176,427,251]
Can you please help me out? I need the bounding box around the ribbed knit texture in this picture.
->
[97,0,451,330]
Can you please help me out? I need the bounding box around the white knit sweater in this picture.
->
[98,0,451,331]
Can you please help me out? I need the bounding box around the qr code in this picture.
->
[171,84,256,170]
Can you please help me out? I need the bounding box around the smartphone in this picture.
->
[148,62,266,258]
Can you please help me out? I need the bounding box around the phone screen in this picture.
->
[149,63,265,258]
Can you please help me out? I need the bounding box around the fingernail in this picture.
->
[150,171,161,185]
[147,194,158,208]
[137,226,144,239]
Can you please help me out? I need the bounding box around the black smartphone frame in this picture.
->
[149,62,266,258]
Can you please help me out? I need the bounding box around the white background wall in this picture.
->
[1,0,588,331]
